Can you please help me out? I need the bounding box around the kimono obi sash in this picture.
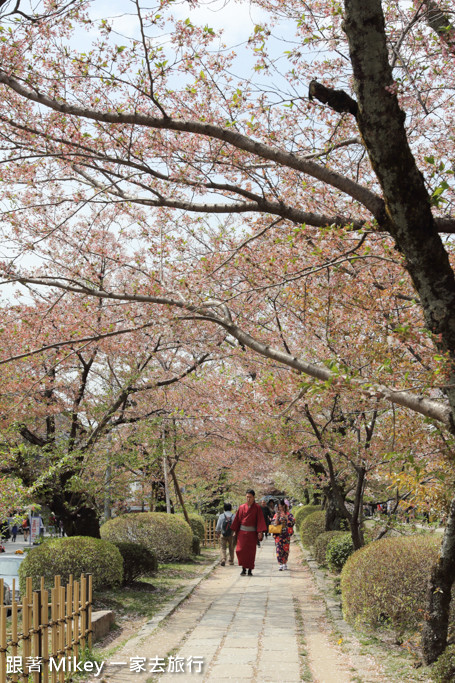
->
[240,525,256,532]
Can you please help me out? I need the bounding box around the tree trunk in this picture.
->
[324,493,346,531]
[50,497,101,537]
[421,496,455,663]
[343,0,455,657]
[64,506,101,538]
[348,519,364,551]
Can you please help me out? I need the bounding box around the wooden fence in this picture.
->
[203,519,218,548]
[0,573,92,683]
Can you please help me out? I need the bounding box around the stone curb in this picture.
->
[124,556,220,649]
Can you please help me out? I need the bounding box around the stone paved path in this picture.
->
[159,539,301,682]
[99,536,384,683]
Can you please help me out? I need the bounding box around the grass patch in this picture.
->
[92,549,217,645]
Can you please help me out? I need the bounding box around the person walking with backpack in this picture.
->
[215,503,235,566]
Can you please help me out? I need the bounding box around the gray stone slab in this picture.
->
[222,636,259,648]
[189,628,226,639]
[261,628,295,637]
[177,641,219,654]
[212,648,256,665]
[259,649,300,665]
[256,663,301,681]
[260,636,298,652]
[207,663,254,678]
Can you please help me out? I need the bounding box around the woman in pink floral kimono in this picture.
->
[271,499,295,570]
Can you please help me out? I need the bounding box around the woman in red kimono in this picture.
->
[230,489,267,576]
[271,499,295,570]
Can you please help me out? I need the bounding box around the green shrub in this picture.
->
[431,645,455,682]
[326,533,354,572]
[100,512,193,562]
[177,513,205,541]
[18,536,123,592]
[341,534,443,633]
[313,531,345,566]
[112,542,157,585]
[294,504,322,530]
[299,510,326,549]
[192,534,201,556]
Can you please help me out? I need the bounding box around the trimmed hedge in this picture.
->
[294,504,322,530]
[100,512,193,562]
[326,533,354,573]
[341,534,444,633]
[18,536,123,592]
[177,513,205,542]
[313,531,345,566]
[112,542,158,585]
[431,645,455,682]
[299,510,326,549]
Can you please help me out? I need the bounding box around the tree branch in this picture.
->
[2,274,452,425]
[308,80,358,117]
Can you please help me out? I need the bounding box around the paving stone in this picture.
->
[256,663,301,681]
[211,648,256,664]
[222,636,259,648]
[207,663,255,679]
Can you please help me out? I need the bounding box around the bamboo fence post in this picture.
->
[80,575,86,651]
[21,586,30,683]
[0,604,6,683]
[205,519,217,547]
[50,587,58,683]
[58,586,65,683]
[41,589,49,683]
[32,591,40,683]
[87,575,92,650]
[73,581,79,661]
[65,583,72,666]
[11,603,19,683]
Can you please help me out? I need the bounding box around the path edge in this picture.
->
[295,534,356,642]
[117,555,220,651]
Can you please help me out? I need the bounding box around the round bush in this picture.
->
[341,534,442,633]
[100,512,193,562]
[300,510,326,549]
[112,542,157,585]
[313,531,345,566]
[294,504,322,530]
[326,533,354,573]
[177,513,205,541]
[18,536,123,592]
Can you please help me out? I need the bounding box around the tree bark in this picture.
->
[421,496,455,663]
[50,496,101,538]
[324,493,347,530]
[343,0,455,661]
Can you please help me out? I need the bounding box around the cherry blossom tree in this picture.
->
[0,0,454,660]
[0,268,216,535]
